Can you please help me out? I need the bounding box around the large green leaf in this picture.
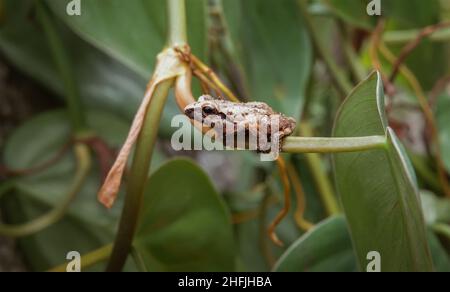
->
[428,230,450,272]
[274,216,357,272]
[273,216,450,272]
[2,109,164,270]
[222,0,312,118]
[324,0,375,30]
[333,72,433,272]
[46,0,207,78]
[0,0,147,120]
[0,0,187,136]
[133,159,236,272]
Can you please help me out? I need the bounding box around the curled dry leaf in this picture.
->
[98,47,188,208]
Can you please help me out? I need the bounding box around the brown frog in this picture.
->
[184,95,296,153]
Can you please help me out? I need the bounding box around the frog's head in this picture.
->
[184,95,226,124]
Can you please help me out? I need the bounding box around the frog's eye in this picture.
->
[202,105,217,115]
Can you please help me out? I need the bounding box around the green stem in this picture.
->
[105,0,188,273]
[282,135,386,153]
[105,80,173,272]
[48,243,113,272]
[36,2,87,133]
[297,0,353,96]
[299,124,340,216]
[338,22,366,82]
[168,0,187,46]
[0,143,91,237]
[384,27,450,44]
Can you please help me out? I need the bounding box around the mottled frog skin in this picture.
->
[184,95,296,153]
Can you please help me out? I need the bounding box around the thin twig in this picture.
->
[389,21,450,82]
[267,156,291,247]
[286,162,314,232]
[298,0,353,96]
[369,20,396,97]
[190,54,240,102]
[0,142,71,177]
[192,69,224,98]
[298,123,340,216]
[0,143,91,237]
[379,42,450,198]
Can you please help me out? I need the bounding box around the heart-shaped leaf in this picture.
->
[133,159,236,272]
[333,72,433,272]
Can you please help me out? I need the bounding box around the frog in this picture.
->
[184,95,296,154]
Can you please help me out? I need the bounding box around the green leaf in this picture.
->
[1,193,111,271]
[333,72,433,272]
[4,110,130,228]
[45,0,207,77]
[274,216,450,272]
[428,229,450,272]
[0,0,147,120]
[133,159,236,272]
[222,0,312,118]
[2,109,164,270]
[324,0,375,30]
[421,191,450,225]
[274,216,357,272]
[230,155,327,272]
[0,0,184,136]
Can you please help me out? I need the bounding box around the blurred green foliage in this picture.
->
[0,0,450,272]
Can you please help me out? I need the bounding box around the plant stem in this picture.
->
[379,42,450,198]
[0,143,91,237]
[282,135,386,153]
[168,0,187,46]
[384,27,450,44]
[36,2,87,133]
[105,0,188,273]
[48,243,113,272]
[299,124,340,216]
[105,80,173,272]
[297,0,353,96]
